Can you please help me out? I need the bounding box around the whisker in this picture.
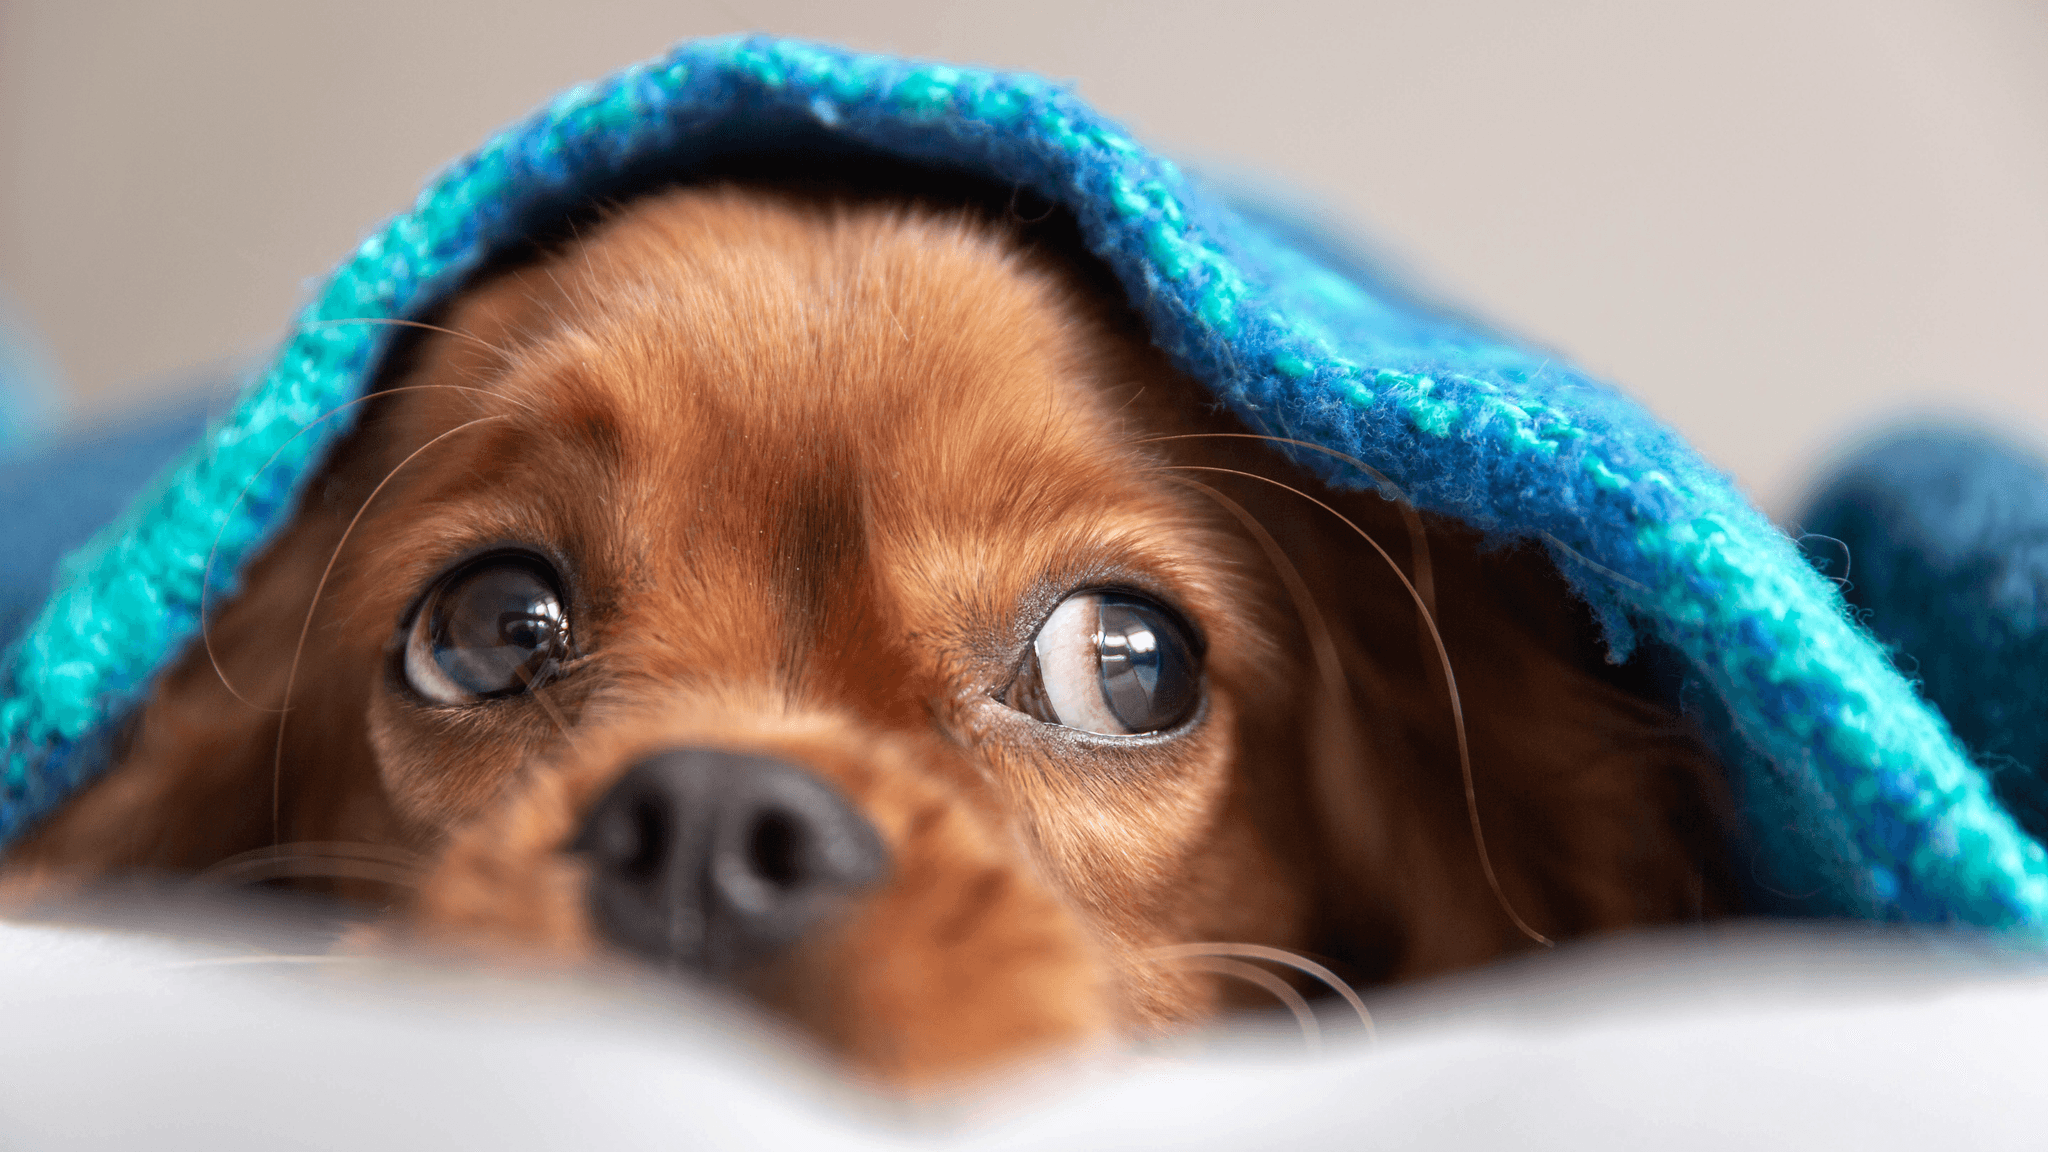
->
[195,856,421,890]
[1540,531,1652,595]
[1164,463,1554,950]
[1165,474,1349,750]
[301,316,506,357]
[201,382,542,711]
[1173,955,1321,1053]
[517,667,588,763]
[1166,475,1388,921]
[1135,431,1436,618]
[1147,942,1375,1039]
[272,413,513,844]
[197,841,426,890]
[199,841,424,875]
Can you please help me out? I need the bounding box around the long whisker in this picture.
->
[1165,474,1349,745]
[201,381,540,710]
[1166,474,1389,929]
[1174,955,1321,1052]
[194,856,421,890]
[202,840,425,872]
[1148,942,1375,1039]
[301,316,505,357]
[1540,530,1652,595]
[272,414,512,844]
[196,840,426,892]
[1136,431,1436,618]
[1165,464,1554,950]
[517,667,588,762]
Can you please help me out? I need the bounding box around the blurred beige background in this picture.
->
[2,0,2044,512]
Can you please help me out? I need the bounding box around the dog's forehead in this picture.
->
[475,189,1166,527]
[386,189,1208,673]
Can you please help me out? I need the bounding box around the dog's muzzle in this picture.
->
[572,748,889,976]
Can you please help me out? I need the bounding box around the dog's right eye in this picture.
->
[401,554,570,704]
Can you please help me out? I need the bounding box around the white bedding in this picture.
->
[3,915,2045,1150]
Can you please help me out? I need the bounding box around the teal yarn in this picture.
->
[4,35,2046,932]
[1801,429,2048,850]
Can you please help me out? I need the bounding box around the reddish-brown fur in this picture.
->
[4,185,1734,1085]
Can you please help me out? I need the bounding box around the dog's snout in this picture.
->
[573,748,888,976]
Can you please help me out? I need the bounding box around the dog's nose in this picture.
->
[572,748,889,976]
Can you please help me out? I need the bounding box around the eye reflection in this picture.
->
[1007,590,1201,736]
[402,554,570,704]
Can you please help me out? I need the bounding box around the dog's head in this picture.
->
[10,184,1734,1085]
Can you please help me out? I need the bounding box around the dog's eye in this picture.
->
[1007,590,1201,736]
[402,555,570,704]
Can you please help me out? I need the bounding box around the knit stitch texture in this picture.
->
[1802,429,2048,851]
[3,35,2044,929]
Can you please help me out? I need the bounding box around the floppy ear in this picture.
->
[2,419,402,885]
[1201,436,1738,981]
[4,262,561,888]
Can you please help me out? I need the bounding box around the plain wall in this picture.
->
[2,0,2044,511]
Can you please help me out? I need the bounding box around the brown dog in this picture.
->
[4,182,1734,1084]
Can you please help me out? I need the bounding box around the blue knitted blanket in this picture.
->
[3,35,2044,931]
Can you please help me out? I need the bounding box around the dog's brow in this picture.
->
[522,369,628,470]
[772,462,872,678]
[565,402,626,467]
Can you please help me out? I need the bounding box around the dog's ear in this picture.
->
[2,419,408,883]
[5,264,560,885]
[1200,437,1737,982]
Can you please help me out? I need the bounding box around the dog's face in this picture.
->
[8,185,1735,1086]
[348,189,1315,1073]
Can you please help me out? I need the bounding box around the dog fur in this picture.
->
[4,182,1736,1084]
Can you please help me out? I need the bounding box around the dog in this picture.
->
[3,178,1735,1085]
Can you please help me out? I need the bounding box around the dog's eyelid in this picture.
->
[395,534,544,601]
[1013,572,1207,655]
[1100,582,1205,657]
[406,536,583,604]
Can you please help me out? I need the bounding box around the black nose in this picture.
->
[572,748,889,976]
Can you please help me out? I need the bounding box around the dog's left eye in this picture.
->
[402,554,570,704]
[1007,590,1201,736]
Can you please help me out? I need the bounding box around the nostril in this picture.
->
[574,786,676,882]
[621,797,669,881]
[709,781,879,925]
[574,748,890,977]
[746,808,805,890]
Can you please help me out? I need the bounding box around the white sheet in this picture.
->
[3,916,2045,1150]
